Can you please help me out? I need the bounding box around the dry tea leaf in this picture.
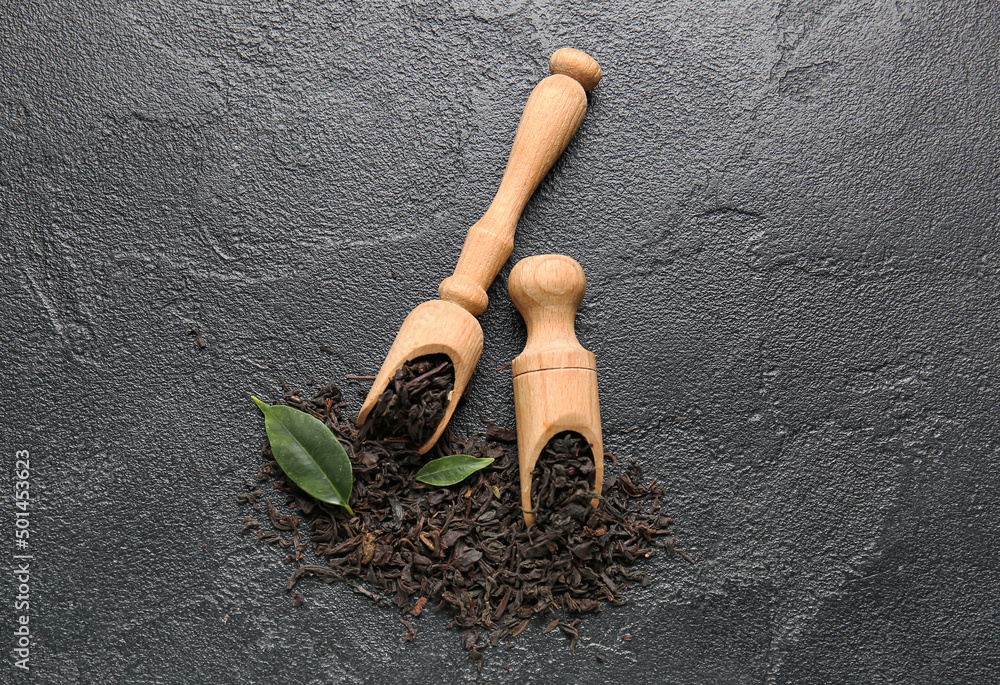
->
[244,379,680,667]
[359,354,454,447]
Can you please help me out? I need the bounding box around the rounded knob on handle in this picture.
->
[509,254,594,376]
[549,48,602,92]
[509,253,586,316]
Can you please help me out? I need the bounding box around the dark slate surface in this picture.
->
[2,1,998,683]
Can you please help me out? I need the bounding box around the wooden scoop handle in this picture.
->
[509,253,594,376]
[438,49,601,316]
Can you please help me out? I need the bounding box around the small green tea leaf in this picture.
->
[251,396,354,515]
[415,454,494,487]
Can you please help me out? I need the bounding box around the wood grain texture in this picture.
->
[360,51,602,452]
[549,48,603,93]
[509,255,604,526]
[438,71,593,315]
[354,299,482,451]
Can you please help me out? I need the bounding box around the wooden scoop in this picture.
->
[357,49,602,452]
[509,254,603,526]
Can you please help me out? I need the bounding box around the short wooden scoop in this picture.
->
[509,254,603,526]
[357,49,602,452]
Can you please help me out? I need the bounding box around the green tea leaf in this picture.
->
[415,454,494,487]
[252,396,354,515]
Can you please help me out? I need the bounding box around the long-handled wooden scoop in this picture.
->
[508,254,603,526]
[357,48,602,452]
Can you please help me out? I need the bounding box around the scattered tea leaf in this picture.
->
[251,396,354,514]
[415,454,494,486]
[359,354,454,448]
[482,419,517,442]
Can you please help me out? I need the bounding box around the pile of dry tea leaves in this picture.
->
[239,362,685,667]
[357,354,454,448]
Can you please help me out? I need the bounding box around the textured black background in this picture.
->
[2,1,999,683]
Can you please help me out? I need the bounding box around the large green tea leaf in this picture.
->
[415,454,494,487]
[252,396,354,515]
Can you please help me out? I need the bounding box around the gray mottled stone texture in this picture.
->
[2,0,998,683]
